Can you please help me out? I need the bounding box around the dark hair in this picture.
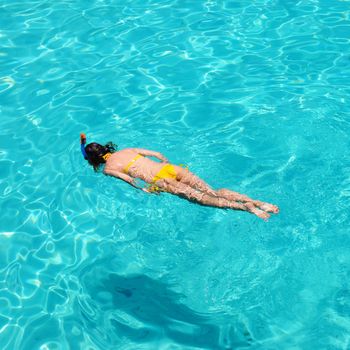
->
[85,142,117,171]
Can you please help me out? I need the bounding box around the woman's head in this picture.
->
[84,141,117,171]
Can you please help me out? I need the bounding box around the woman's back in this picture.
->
[104,148,164,183]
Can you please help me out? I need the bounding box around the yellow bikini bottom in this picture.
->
[149,164,178,192]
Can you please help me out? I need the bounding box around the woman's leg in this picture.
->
[157,179,270,220]
[175,167,277,213]
[217,189,279,213]
[175,166,218,197]
[172,166,278,216]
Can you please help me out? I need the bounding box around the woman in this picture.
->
[80,134,279,220]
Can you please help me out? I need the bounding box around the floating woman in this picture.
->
[80,134,279,220]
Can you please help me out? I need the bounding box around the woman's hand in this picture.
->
[157,153,168,163]
[142,187,160,195]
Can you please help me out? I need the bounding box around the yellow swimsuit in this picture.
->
[123,154,143,173]
[102,152,112,161]
[152,164,177,182]
[149,164,178,192]
[123,154,179,192]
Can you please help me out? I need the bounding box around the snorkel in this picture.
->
[80,133,88,159]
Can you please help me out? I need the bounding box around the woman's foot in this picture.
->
[217,189,279,215]
[255,210,270,221]
[259,203,279,214]
[244,202,271,221]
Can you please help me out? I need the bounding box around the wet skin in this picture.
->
[103,148,279,220]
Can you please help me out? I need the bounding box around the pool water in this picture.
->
[1,0,350,349]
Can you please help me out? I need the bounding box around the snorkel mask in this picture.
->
[80,133,88,159]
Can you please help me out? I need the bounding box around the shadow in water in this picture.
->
[81,267,253,349]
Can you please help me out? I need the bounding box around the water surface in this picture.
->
[1,0,350,349]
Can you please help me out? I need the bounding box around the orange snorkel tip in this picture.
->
[80,133,88,159]
[80,133,86,145]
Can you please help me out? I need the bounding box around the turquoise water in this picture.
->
[1,0,350,348]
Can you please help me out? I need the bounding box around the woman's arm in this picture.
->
[104,169,149,191]
[133,148,168,162]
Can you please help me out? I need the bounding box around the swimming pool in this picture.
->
[1,0,350,348]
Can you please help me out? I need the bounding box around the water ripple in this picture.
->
[1,0,350,348]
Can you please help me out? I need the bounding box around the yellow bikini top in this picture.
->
[124,154,143,173]
[102,152,112,161]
